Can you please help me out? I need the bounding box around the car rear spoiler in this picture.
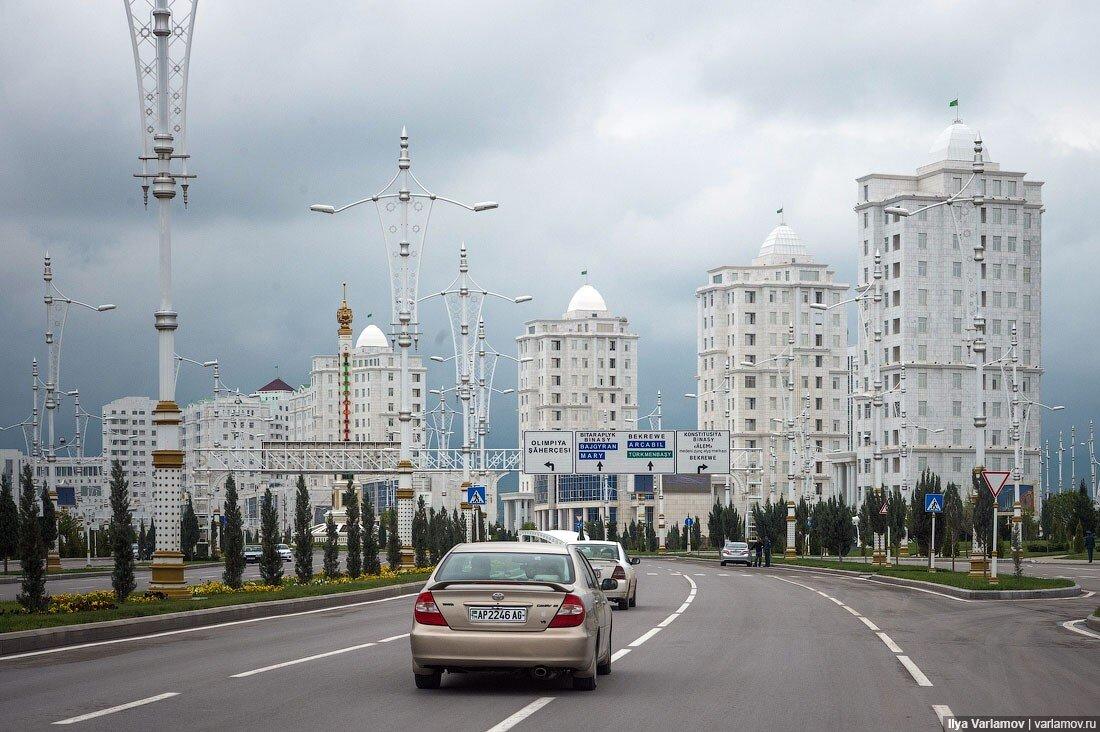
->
[428,579,570,593]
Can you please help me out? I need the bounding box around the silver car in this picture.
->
[410,542,616,691]
[719,540,752,566]
[571,540,640,610]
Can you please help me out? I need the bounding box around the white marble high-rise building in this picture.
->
[695,217,850,506]
[102,395,157,519]
[852,119,1043,501]
[511,284,645,531]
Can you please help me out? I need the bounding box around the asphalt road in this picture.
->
[0,558,1096,731]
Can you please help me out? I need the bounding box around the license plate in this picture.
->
[468,606,527,623]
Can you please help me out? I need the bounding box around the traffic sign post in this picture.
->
[981,470,1011,585]
[575,430,676,474]
[674,430,730,475]
[467,485,487,506]
[684,517,694,553]
[522,431,575,475]
[925,493,944,572]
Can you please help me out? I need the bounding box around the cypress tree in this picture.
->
[0,472,18,573]
[377,507,388,548]
[107,460,136,601]
[323,512,340,578]
[293,474,313,582]
[691,515,702,550]
[259,487,283,586]
[344,480,362,578]
[145,519,157,560]
[453,507,467,544]
[386,507,401,570]
[209,516,219,559]
[222,474,245,588]
[17,465,48,611]
[137,521,147,563]
[180,496,200,561]
[412,496,429,567]
[361,490,380,575]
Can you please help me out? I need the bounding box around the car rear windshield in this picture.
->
[436,552,575,584]
[574,544,619,562]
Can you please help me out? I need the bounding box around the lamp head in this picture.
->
[472,202,499,212]
[883,206,910,217]
[309,204,336,214]
[97,304,117,312]
[514,295,533,303]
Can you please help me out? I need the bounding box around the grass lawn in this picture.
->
[0,571,431,634]
[770,556,1074,591]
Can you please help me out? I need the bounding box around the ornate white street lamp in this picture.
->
[125,0,199,597]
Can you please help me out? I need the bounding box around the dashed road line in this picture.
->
[610,648,631,662]
[932,704,954,729]
[484,697,556,732]
[898,655,933,686]
[858,616,880,631]
[876,632,903,654]
[231,642,377,677]
[377,633,410,643]
[629,627,662,647]
[53,692,179,725]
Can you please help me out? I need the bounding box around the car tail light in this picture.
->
[413,591,448,626]
[612,566,627,580]
[548,594,586,628]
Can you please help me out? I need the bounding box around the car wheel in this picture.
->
[414,670,442,689]
[573,646,598,691]
[720,561,726,566]
[597,627,612,676]
[616,598,629,610]
[629,587,636,608]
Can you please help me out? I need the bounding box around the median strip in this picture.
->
[53,692,179,725]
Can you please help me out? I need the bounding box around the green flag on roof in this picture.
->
[581,269,587,276]
[949,99,959,108]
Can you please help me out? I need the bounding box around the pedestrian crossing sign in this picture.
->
[467,485,487,506]
[924,493,944,513]
[879,502,889,515]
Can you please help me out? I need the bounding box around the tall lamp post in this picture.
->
[311,128,497,562]
[40,255,116,571]
[125,0,199,598]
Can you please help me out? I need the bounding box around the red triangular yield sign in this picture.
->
[879,502,889,515]
[981,470,1011,499]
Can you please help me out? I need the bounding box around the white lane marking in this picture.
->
[876,632,903,654]
[646,572,659,576]
[629,627,662,647]
[816,590,829,597]
[484,697,557,732]
[0,592,418,662]
[377,633,410,643]
[718,573,730,577]
[231,642,377,677]
[693,573,706,576]
[610,648,631,662]
[858,616,880,631]
[843,606,860,616]
[933,704,954,729]
[675,602,690,613]
[740,573,751,577]
[657,613,679,628]
[858,577,972,603]
[53,692,179,725]
[828,597,844,606]
[897,655,933,687]
[1061,619,1100,639]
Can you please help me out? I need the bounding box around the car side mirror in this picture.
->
[629,557,641,565]
[600,578,618,591]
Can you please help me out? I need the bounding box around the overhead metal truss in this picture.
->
[193,441,521,475]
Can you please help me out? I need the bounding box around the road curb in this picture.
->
[0,580,425,656]
[1087,614,1100,633]
[0,562,224,585]
[656,555,1083,600]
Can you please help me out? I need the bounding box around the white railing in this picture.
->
[194,441,521,474]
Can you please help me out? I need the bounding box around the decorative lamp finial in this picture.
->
[337,281,353,337]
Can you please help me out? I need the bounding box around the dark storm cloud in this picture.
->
[1,1,1097,455]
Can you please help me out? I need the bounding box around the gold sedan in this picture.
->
[410,541,616,690]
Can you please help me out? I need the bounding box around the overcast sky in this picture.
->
[2,2,1099,478]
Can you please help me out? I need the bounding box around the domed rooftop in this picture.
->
[566,284,607,314]
[928,121,989,164]
[355,324,389,350]
[758,222,807,260]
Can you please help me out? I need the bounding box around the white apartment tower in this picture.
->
[696,217,850,504]
[101,395,157,521]
[852,119,1043,500]
[515,284,642,531]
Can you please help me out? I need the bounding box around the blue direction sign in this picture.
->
[924,493,944,513]
[684,517,694,528]
[574,519,583,533]
[467,485,487,506]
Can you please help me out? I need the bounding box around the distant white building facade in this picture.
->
[695,217,850,511]
[850,119,1043,501]
[102,395,157,520]
[509,284,653,532]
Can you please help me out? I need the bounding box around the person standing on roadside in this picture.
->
[764,535,773,567]
[753,538,763,567]
[1086,530,1095,563]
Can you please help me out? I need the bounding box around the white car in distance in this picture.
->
[570,540,639,610]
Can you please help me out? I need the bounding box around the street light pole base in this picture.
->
[872,550,887,566]
[46,551,62,573]
[968,552,988,579]
[149,551,189,599]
